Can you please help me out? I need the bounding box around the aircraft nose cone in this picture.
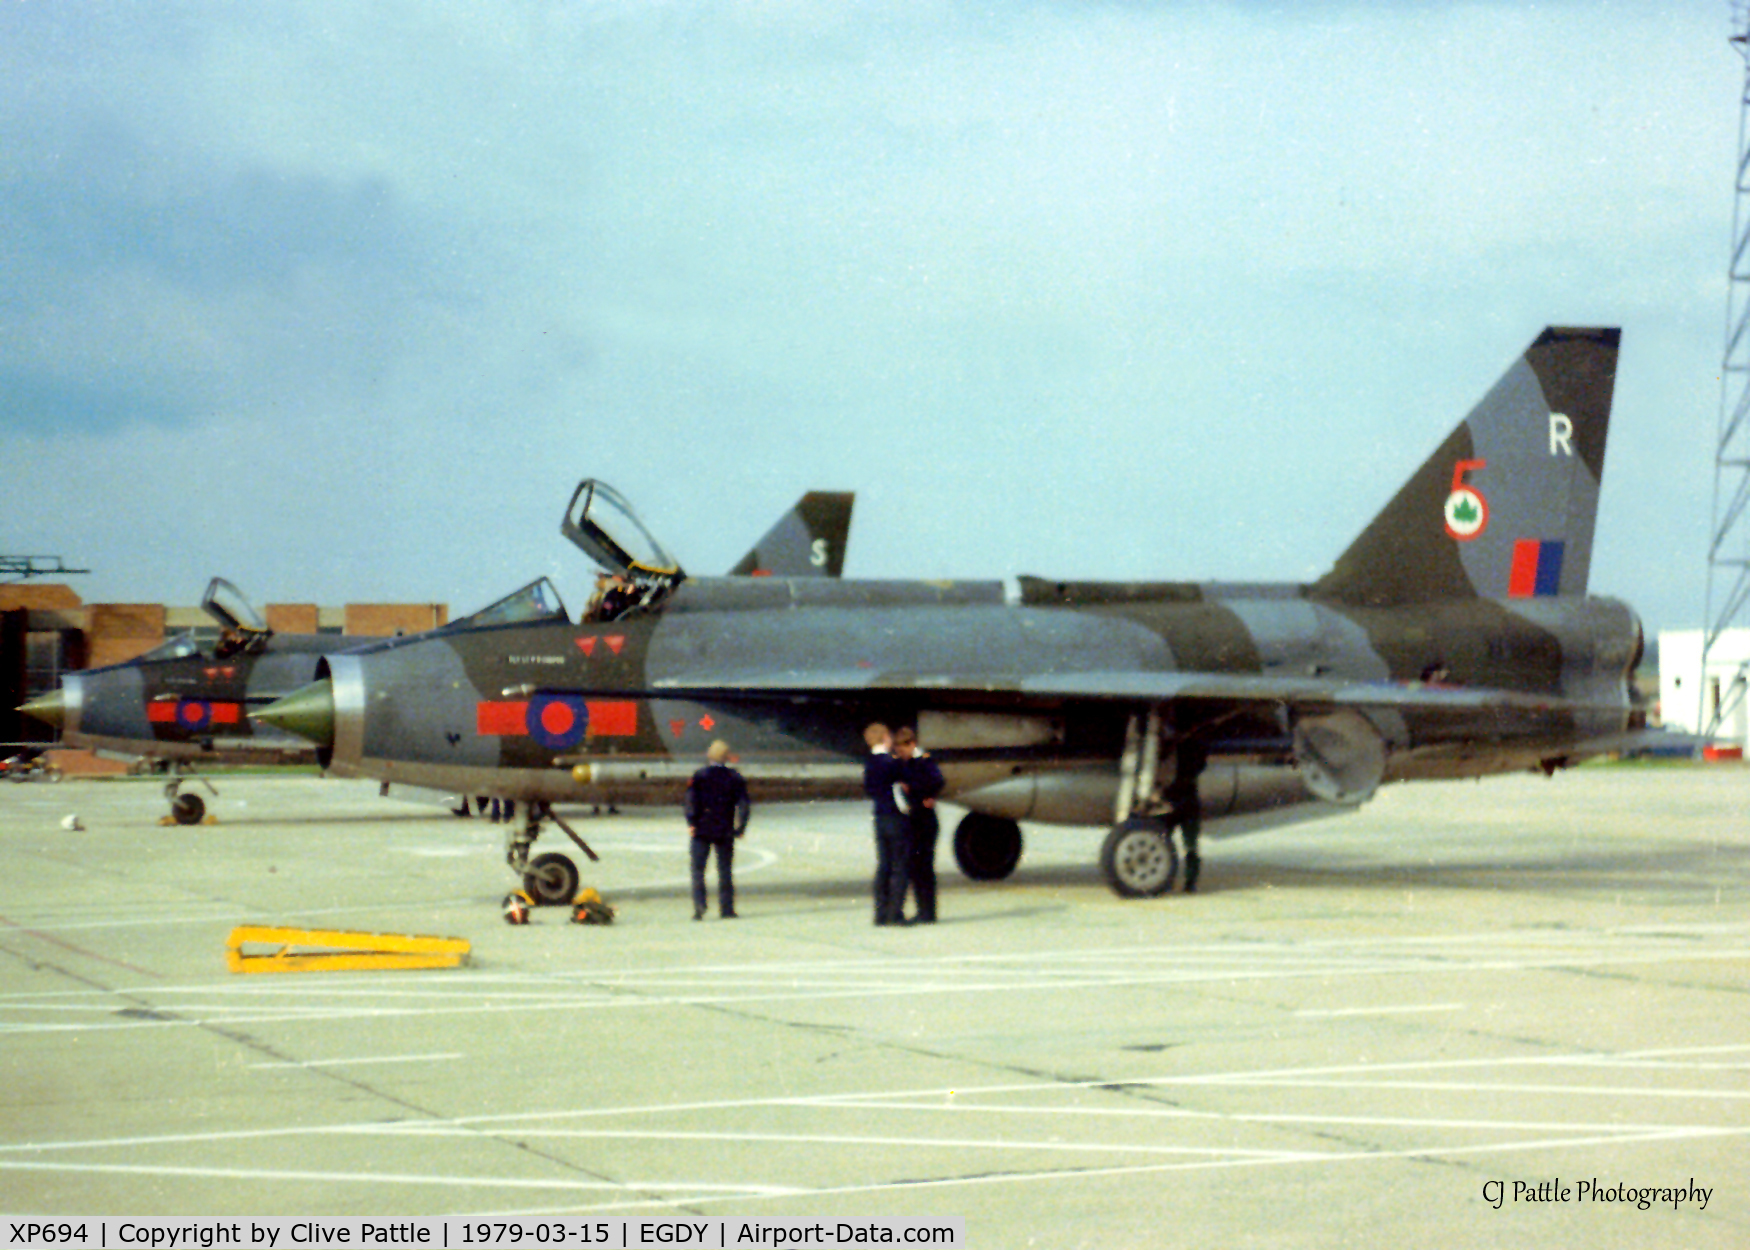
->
[254,679,335,747]
[17,690,66,730]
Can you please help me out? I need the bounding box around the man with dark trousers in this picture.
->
[894,726,945,923]
[863,722,910,925]
[1167,738,1207,893]
[685,739,749,919]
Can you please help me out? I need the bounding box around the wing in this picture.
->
[646,668,1592,716]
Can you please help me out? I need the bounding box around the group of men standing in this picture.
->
[685,723,1203,923]
[683,725,946,925]
[863,722,946,925]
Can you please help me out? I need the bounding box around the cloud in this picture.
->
[0,0,1734,637]
[0,113,447,436]
[0,370,187,438]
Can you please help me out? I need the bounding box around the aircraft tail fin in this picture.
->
[1313,327,1620,607]
[731,491,854,578]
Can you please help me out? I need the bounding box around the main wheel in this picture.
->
[952,813,1023,880]
[170,793,206,826]
[1100,817,1179,898]
[523,851,580,906]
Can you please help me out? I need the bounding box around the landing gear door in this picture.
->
[562,479,684,583]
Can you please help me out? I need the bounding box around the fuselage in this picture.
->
[306,574,1642,835]
[55,634,336,765]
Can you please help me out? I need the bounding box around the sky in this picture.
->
[1,1,1740,640]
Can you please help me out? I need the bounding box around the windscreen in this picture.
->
[454,578,570,629]
[138,633,204,663]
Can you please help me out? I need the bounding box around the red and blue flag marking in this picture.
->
[1507,539,1565,598]
[148,699,243,732]
[477,698,639,749]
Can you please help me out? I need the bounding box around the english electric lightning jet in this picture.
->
[18,493,854,823]
[257,328,1643,903]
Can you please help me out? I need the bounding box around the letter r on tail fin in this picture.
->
[1314,327,1620,607]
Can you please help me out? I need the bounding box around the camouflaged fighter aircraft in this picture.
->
[18,493,854,824]
[256,327,1643,904]
[20,577,327,824]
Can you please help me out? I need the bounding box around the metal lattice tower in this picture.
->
[0,556,88,584]
[1705,2,1750,739]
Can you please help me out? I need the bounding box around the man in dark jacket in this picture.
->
[863,722,910,925]
[894,726,945,923]
[685,740,750,919]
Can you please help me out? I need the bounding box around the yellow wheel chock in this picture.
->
[226,926,471,974]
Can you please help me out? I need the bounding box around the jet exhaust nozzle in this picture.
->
[254,680,337,748]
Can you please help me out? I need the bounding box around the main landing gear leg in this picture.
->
[1099,708,1189,898]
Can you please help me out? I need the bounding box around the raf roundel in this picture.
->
[526,693,590,751]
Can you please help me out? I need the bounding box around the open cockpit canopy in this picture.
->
[562,479,682,580]
[201,577,268,632]
[201,577,271,656]
[562,479,685,621]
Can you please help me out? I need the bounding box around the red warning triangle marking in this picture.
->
[669,719,688,738]
[576,637,597,656]
[606,635,625,655]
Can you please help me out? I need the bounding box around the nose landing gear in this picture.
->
[162,773,220,826]
[504,801,600,906]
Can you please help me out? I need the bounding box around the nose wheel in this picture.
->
[504,801,598,906]
[163,774,220,826]
[522,852,580,906]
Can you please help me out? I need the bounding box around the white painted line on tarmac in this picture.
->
[1223,1077,1750,1101]
[11,1123,1742,1210]
[246,1052,464,1069]
[1294,1003,1465,1017]
[770,1100,1735,1137]
[429,1124,1750,1219]
[460,1127,1313,1161]
[4,940,1748,1035]
[9,1039,1744,1161]
[0,1160,799,1197]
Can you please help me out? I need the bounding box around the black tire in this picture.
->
[1100,818,1179,898]
[170,793,206,826]
[523,851,580,906]
[952,813,1023,881]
